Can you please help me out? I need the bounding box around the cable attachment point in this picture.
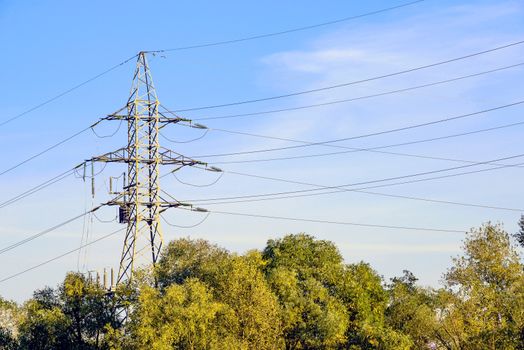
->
[192,207,209,213]
[191,123,208,129]
[206,166,223,172]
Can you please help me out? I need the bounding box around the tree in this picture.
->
[514,215,524,248]
[386,271,438,348]
[0,296,21,349]
[154,238,284,349]
[130,278,231,350]
[436,223,524,349]
[337,263,412,349]
[59,272,117,348]
[18,297,72,349]
[263,233,349,349]
[17,273,119,349]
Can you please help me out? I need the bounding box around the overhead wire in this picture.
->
[207,121,524,165]
[192,100,524,158]
[175,207,464,233]
[0,168,77,210]
[180,62,524,121]
[0,122,99,178]
[0,205,105,256]
[0,1,425,129]
[0,55,138,128]
[170,40,524,112]
[145,1,425,53]
[5,46,523,177]
[2,110,519,216]
[172,171,224,187]
[4,116,522,213]
[184,155,524,204]
[90,119,124,138]
[161,212,211,228]
[160,129,210,143]
[209,169,524,212]
[0,227,125,284]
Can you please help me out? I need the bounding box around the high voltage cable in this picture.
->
[0,227,125,284]
[4,62,521,177]
[0,205,104,256]
[208,121,524,165]
[193,100,524,158]
[4,118,523,213]
[161,213,211,228]
[0,123,99,177]
[210,169,523,212]
[0,168,76,210]
[175,207,465,233]
[1,1,424,129]
[184,154,524,203]
[187,62,524,121]
[145,1,425,53]
[171,40,524,112]
[0,55,137,128]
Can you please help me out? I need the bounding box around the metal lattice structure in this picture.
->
[91,52,206,286]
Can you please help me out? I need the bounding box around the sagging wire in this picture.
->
[78,177,96,272]
[78,184,89,272]
[160,128,210,143]
[161,212,211,228]
[73,161,108,179]
[172,170,224,188]
[93,210,118,223]
[90,119,124,138]
[0,169,76,210]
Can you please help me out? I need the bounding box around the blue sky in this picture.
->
[0,0,524,301]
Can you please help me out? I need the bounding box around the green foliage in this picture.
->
[386,271,437,348]
[16,272,119,349]
[263,234,347,348]
[18,298,72,349]
[436,223,524,349]
[130,278,228,349]
[4,224,524,349]
[262,234,410,349]
[152,238,284,349]
[514,214,524,248]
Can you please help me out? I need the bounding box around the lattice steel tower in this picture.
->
[90,52,207,286]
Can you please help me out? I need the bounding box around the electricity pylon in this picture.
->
[90,52,208,287]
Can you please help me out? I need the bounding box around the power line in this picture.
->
[171,40,524,112]
[193,100,524,158]
[0,123,98,177]
[0,55,137,128]
[0,168,77,210]
[0,227,124,284]
[0,205,104,256]
[177,207,465,233]
[187,62,524,121]
[165,167,523,211]
[161,213,211,228]
[184,155,524,204]
[5,118,521,213]
[0,1,424,129]
[208,121,524,165]
[211,169,523,212]
[172,171,224,188]
[6,67,522,178]
[146,1,425,53]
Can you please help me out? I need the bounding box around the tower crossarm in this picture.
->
[99,104,191,125]
[89,147,206,167]
[106,198,192,210]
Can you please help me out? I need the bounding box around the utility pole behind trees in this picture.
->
[89,52,211,292]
